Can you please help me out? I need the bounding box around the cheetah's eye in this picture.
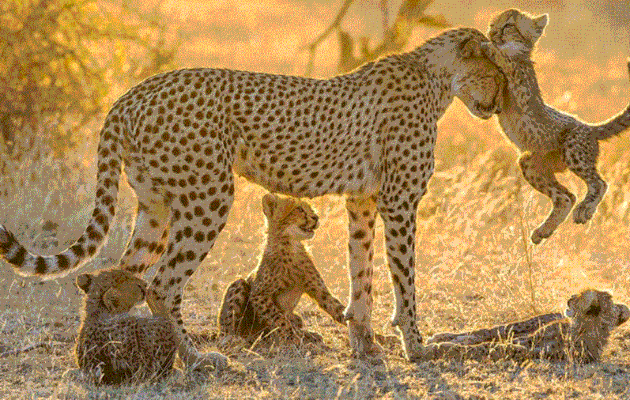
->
[502,23,518,32]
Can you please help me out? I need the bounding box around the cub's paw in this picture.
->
[182,348,228,371]
[572,203,595,224]
[288,313,304,329]
[301,330,324,344]
[531,227,553,244]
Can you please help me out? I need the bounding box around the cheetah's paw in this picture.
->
[348,320,383,358]
[182,348,228,371]
[531,226,553,244]
[572,203,595,224]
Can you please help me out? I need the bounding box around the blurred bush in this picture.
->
[0,0,180,161]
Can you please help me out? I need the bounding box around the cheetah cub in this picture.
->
[482,9,630,244]
[423,289,630,363]
[75,269,177,385]
[219,194,345,344]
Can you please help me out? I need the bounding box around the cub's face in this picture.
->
[488,9,548,50]
[565,289,630,331]
[262,194,319,240]
[76,269,147,314]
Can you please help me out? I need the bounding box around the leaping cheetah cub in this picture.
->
[482,9,630,244]
[218,194,345,344]
[75,269,177,385]
[423,289,630,363]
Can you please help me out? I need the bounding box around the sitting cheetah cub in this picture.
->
[75,269,177,385]
[219,194,345,344]
[424,289,630,363]
[482,9,630,244]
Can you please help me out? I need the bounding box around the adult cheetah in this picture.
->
[218,194,345,344]
[422,290,630,363]
[75,269,178,385]
[0,27,505,364]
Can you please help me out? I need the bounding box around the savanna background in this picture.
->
[1,0,630,398]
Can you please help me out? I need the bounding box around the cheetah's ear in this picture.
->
[616,304,630,326]
[533,14,549,34]
[76,273,92,293]
[459,38,483,59]
[480,42,514,75]
[262,193,278,218]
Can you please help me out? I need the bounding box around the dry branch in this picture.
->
[302,0,449,75]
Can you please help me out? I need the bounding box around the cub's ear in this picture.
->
[459,37,482,59]
[76,274,92,293]
[262,193,278,218]
[616,304,630,326]
[533,14,549,33]
[565,294,578,317]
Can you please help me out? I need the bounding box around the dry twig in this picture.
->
[301,0,449,76]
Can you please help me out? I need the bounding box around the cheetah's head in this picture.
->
[452,37,506,120]
[263,193,319,240]
[565,289,630,333]
[488,9,548,51]
[563,289,629,362]
[76,269,147,314]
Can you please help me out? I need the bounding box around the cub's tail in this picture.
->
[0,113,123,277]
[590,60,630,141]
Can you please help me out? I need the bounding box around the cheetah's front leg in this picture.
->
[377,198,424,361]
[344,196,382,357]
[303,260,346,323]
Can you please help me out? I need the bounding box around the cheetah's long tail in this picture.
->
[590,60,630,141]
[0,112,123,278]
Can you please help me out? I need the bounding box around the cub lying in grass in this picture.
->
[424,289,629,363]
[75,269,177,385]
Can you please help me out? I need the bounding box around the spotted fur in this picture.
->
[423,290,630,363]
[427,311,563,345]
[0,27,505,363]
[218,194,345,344]
[484,9,630,244]
[75,269,177,385]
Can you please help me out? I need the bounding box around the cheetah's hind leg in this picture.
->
[518,152,576,244]
[427,312,564,345]
[562,136,607,224]
[218,278,252,337]
[288,313,304,329]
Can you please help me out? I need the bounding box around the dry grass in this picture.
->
[2,1,630,399]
